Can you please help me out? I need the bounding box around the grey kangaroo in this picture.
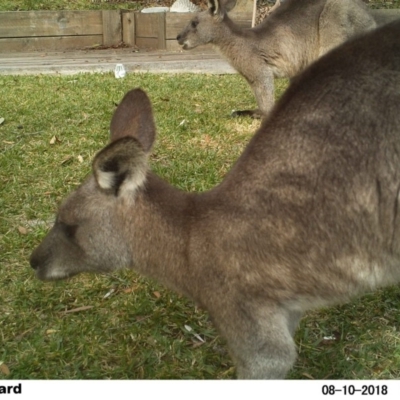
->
[30,20,400,379]
[177,0,377,118]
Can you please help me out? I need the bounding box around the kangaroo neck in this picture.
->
[128,173,200,299]
[211,16,257,71]
[211,15,249,49]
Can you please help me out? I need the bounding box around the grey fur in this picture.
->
[177,0,377,118]
[31,21,400,379]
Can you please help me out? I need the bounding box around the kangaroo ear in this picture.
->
[92,137,148,197]
[223,0,237,12]
[208,0,236,15]
[110,88,156,153]
[208,0,221,16]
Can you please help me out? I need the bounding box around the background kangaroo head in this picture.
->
[177,0,237,49]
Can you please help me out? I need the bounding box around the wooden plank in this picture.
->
[166,38,186,51]
[0,11,102,38]
[134,12,160,37]
[166,13,194,39]
[102,10,121,46]
[234,19,252,28]
[232,0,253,14]
[229,11,253,21]
[135,12,166,50]
[157,12,166,50]
[122,11,135,46]
[135,37,160,50]
[0,35,103,53]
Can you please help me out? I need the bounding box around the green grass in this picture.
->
[368,0,400,9]
[1,73,400,380]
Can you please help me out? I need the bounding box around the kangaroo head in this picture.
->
[30,89,156,281]
[176,0,237,49]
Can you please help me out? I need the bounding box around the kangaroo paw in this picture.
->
[231,109,263,119]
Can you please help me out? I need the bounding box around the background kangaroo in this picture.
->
[30,20,400,379]
[177,0,377,118]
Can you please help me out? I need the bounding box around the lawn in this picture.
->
[1,72,400,380]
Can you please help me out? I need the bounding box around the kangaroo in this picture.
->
[177,0,377,118]
[30,20,400,379]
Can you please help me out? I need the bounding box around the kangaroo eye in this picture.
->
[191,20,198,29]
[59,222,78,240]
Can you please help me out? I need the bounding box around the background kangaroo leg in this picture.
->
[231,69,275,119]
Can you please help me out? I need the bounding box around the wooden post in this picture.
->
[134,11,166,50]
[102,10,122,47]
[230,0,253,20]
[157,12,166,50]
[122,11,135,46]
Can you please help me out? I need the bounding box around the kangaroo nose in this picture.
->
[176,34,181,41]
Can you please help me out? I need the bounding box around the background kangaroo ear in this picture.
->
[92,137,148,197]
[208,0,236,15]
[110,88,156,153]
[223,0,237,12]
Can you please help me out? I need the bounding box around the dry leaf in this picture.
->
[302,372,315,380]
[103,289,115,299]
[0,117,4,125]
[77,155,84,163]
[63,306,94,314]
[0,362,10,376]
[50,136,61,145]
[15,328,34,341]
[61,156,73,165]
[184,325,205,342]
[18,226,28,235]
[153,291,161,298]
[123,284,139,294]
[46,329,58,335]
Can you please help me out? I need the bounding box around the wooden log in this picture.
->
[102,10,121,46]
[0,11,102,38]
